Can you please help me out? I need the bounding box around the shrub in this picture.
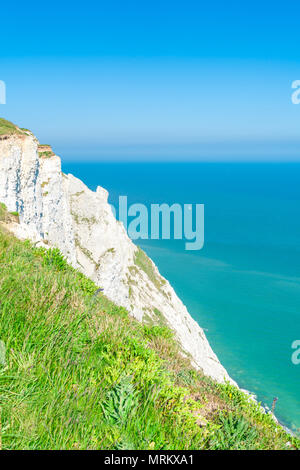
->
[76,272,98,295]
[42,247,68,271]
[209,412,258,450]
[143,324,174,340]
[101,376,138,425]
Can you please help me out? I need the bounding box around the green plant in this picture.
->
[39,151,54,158]
[209,412,258,450]
[42,247,68,271]
[101,376,138,425]
[143,324,174,340]
[176,369,198,386]
[134,248,165,291]
[0,202,7,221]
[0,118,21,136]
[76,272,98,295]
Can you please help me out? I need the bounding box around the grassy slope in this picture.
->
[0,209,299,449]
[0,118,24,136]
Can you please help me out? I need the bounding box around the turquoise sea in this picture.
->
[62,162,300,433]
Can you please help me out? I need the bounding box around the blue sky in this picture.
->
[1,1,300,160]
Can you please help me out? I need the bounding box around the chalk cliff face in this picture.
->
[0,130,233,384]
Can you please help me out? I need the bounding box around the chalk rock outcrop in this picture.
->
[0,129,233,384]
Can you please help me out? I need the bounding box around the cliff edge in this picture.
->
[0,119,233,384]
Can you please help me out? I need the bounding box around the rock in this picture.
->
[0,131,234,384]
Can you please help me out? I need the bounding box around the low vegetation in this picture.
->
[0,211,299,449]
[38,151,55,159]
[0,202,6,221]
[0,203,19,223]
[134,247,166,291]
[0,118,25,137]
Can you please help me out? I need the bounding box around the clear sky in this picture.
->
[1,1,300,160]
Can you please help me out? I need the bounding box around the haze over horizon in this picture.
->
[1,1,300,161]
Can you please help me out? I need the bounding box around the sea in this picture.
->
[62,161,300,433]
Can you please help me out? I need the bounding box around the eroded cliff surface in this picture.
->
[0,129,233,384]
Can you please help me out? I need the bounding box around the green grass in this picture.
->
[0,202,7,221]
[134,247,166,291]
[0,218,299,449]
[38,151,54,159]
[0,118,24,137]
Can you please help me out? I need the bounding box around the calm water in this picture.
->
[62,162,300,432]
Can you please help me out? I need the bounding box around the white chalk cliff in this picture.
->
[0,129,233,384]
